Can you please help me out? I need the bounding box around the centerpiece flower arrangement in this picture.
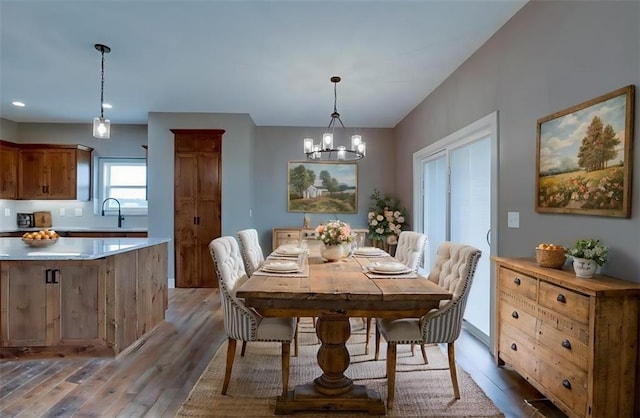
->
[566,238,609,266]
[315,220,354,246]
[367,189,407,247]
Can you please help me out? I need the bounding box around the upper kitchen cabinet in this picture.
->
[0,140,18,199]
[18,144,92,200]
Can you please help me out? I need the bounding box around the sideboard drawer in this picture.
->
[499,268,537,301]
[537,357,588,417]
[500,298,538,340]
[499,324,538,381]
[537,321,589,369]
[539,281,590,324]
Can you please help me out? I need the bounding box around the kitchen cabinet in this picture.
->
[492,257,640,418]
[0,262,102,347]
[18,144,92,200]
[172,129,224,288]
[0,240,168,357]
[0,140,18,199]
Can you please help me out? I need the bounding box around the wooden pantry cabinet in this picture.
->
[172,129,223,288]
[18,144,92,200]
[492,257,640,418]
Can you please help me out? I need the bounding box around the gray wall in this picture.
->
[253,127,395,251]
[394,0,640,280]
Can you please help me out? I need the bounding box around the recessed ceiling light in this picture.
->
[102,103,112,109]
[12,101,25,107]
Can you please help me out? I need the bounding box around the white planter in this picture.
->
[321,244,344,262]
[573,257,598,278]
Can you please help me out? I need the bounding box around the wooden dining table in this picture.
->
[236,250,452,415]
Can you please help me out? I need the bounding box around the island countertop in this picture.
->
[0,237,170,260]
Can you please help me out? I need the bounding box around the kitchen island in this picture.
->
[0,237,169,358]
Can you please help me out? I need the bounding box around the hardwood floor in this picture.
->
[0,288,566,418]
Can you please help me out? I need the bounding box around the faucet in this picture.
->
[101,198,124,228]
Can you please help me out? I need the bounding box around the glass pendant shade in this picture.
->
[93,117,111,139]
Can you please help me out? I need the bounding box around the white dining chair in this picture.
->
[237,228,265,277]
[209,236,297,396]
[374,241,481,408]
[363,231,427,354]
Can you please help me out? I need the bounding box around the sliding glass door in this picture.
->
[413,112,498,344]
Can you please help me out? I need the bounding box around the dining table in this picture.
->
[236,246,453,415]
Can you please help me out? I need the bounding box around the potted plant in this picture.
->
[367,189,407,253]
[566,238,609,278]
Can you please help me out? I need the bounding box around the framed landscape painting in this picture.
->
[536,85,635,218]
[287,161,358,213]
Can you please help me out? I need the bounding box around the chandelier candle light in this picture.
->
[303,76,366,161]
[93,43,111,139]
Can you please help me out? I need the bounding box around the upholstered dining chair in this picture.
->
[237,228,265,277]
[374,241,481,408]
[209,236,297,396]
[363,231,428,354]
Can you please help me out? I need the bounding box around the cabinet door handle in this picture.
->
[45,269,52,284]
[42,185,46,194]
[46,185,49,193]
[561,339,572,349]
[513,277,521,285]
[193,217,197,224]
[510,343,517,351]
[52,269,59,284]
[562,379,572,389]
[511,311,519,319]
[556,294,566,303]
[197,217,200,225]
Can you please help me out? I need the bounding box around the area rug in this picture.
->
[177,319,504,417]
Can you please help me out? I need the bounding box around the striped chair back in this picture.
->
[394,231,427,272]
[422,241,481,343]
[237,228,265,277]
[209,236,258,341]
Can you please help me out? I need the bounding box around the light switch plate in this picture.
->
[507,211,520,228]
[4,208,10,217]
[75,208,83,217]
[60,208,66,216]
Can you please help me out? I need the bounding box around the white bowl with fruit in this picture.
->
[22,230,59,247]
[535,243,567,268]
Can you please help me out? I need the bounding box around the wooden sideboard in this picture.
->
[492,257,640,418]
[272,227,368,251]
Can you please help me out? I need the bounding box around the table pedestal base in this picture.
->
[275,383,386,415]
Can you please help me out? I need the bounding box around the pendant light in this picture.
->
[93,43,111,139]
[303,76,365,161]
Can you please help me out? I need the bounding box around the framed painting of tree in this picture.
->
[287,161,358,213]
[536,85,635,217]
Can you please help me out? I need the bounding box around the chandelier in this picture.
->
[92,43,111,139]
[303,76,366,161]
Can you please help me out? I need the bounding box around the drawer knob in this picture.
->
[556,294,566,303]
[513,277,521,285]
[561,339,572,349]
[562,379,572,389]
[510,343,517,351]
[511,311,519,319]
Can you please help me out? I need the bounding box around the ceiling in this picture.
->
[0,0,527,128]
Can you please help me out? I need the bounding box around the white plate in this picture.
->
[369,267,413,275]
[353,247,384,255]
[370,261,408,272]
[263,261,299,272]
[276,246,307,256]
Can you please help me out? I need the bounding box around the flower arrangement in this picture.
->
[367,189,407,245]
[315,221,354,246]
[566,238,609,266]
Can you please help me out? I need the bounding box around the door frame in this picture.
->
[412,111,499,350]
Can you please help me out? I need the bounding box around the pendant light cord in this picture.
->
[100,49,105,119]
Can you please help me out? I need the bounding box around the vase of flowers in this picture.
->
[315,221,354,262]
[566,238,608,278]
[367,189,407,253]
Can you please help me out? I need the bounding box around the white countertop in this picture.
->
[0,227,148,233]
[0,237,170,260]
